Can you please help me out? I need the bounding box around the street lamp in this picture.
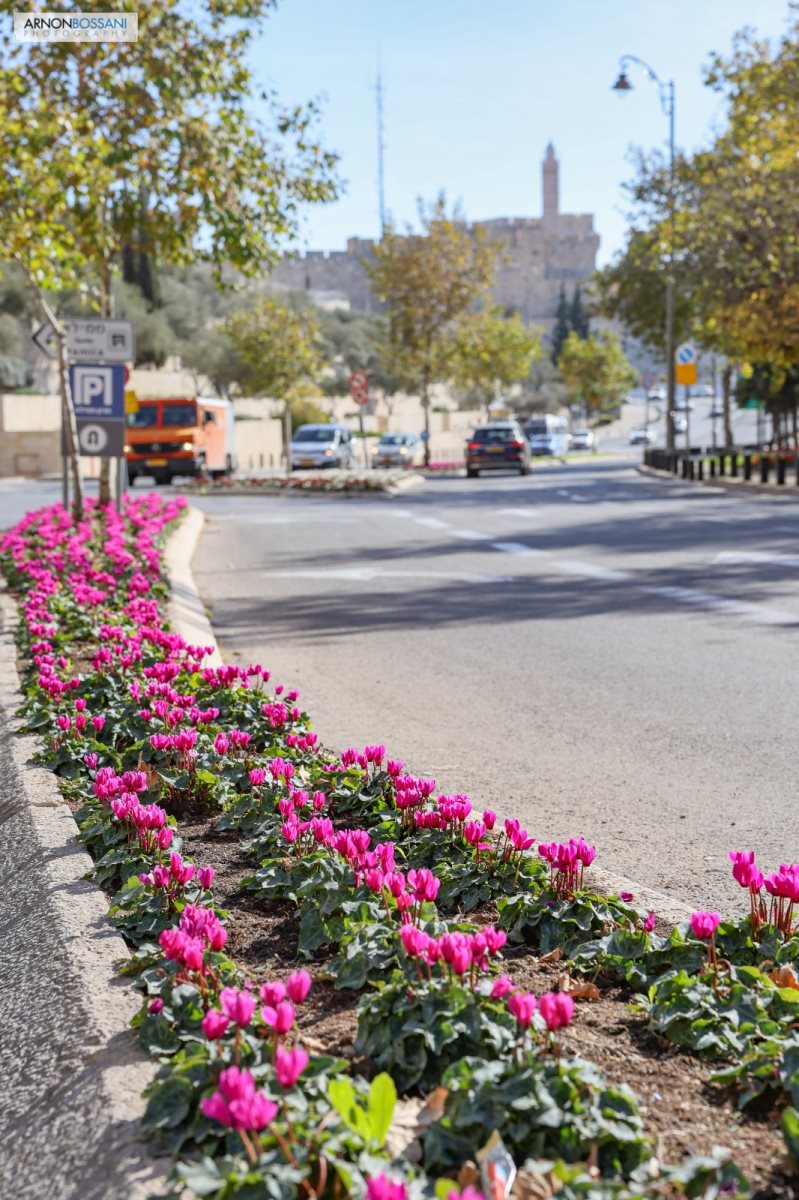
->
[612,55,676,453]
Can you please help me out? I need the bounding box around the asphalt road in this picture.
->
[2,464,797,912]
[189,461,799,913]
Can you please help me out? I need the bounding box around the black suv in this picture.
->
[466,422,531,478]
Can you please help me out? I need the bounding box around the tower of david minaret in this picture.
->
[542,142,559,230]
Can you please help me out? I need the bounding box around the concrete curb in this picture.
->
[638,462,799,501]
[0,585,169,1200]
[172,508,694,931]
[164,506,223,668]
[167,475,425,501]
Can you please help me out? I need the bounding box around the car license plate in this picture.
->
[302,459,315,466]
[488,446,504,453]
[146,458,168,466]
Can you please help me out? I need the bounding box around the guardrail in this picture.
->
[644,447,799,488]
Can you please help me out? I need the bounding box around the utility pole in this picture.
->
[376,58,387,236]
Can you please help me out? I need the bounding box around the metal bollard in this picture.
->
[743,455,752,481]
[731,454,738,478]
[710,458,716,478]
[777,457,786,486]
[698,459,704,481]
[760,456,769,484]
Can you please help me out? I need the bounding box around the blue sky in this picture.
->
[253,0,792,265]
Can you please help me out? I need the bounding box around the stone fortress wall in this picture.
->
[270,145,600,327]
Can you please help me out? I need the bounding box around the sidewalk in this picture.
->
[0,588,167,1199]
[639,462,799,499]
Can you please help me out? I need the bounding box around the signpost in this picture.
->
[675,342,697,386]
[65,319,135,363]
[32,323,58,360]
[349,371,369,468]
[67,362,127,459]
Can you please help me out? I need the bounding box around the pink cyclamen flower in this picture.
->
[490,975,513,1000]
[448,1191,486,1200]
[260,980,287,1006]
[213,732,229,755]
[482,809,497,831]
[148,997,164,1014]
[285,969,312,1004]
[197,866,215,890]
[220,987,256,1028]
[366,1176,407,1200]
[507,991,536,1029]
[201,1066,278,1132]
[202,1009,231,1040]
[275,1044,309,1088]
[261,1000,295,1034]
[690,911,721,940]
[619,892,634,903]
[538,992,575,1031]
[643,912,657,933]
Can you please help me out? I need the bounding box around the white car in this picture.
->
[570,429,595,451]
[629,427,656,446]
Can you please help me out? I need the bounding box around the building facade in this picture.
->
[270,145,600,326]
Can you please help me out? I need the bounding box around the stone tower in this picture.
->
[542,142,559,229]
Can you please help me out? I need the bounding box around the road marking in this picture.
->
[556,560,631,582]
[498,507,539,519]
[568,493,589,503]
[451,529,492,541]
[714,551,799,569]
[643,585,798,626]
[264,568,510,584]
[413,516,450,529]
[491,541,548,557]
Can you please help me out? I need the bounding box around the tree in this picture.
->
[225,298,322,400]
[557,331,637,424]
[550,286,571,363]
[366,195,500,464]
[445,306,541,412]
[516,358,570,417]
[0,0,338,503]
[569,285,591,341]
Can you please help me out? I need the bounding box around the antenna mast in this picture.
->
[376,58,386,235]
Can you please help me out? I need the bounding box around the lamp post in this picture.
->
[612,56,676,452]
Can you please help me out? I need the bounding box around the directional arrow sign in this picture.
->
[32,323,58,360]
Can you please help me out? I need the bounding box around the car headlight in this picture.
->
[399,446,408,455]
[324,448,333,456]
[123,444,131,453]
[180,441,194,451]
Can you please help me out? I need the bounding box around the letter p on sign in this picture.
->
[74,366,113,410]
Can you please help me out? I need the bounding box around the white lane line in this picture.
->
[491,541,548,557]
[643,585,798,626]
[556,560,631,582]
[451,529,492,541]
[264,568,511,584]
[568,494,589,503]
[557,490,572,498]
[714,551,799,569]
[413,516,451,530]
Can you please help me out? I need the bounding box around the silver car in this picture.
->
[290,424,356,470]
[372,432,422,468]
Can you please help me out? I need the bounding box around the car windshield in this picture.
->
[379,435,408,446]
[472,428,517,443]
[162,404,197,427]
[293,428,336,443]
[127,407,158,428]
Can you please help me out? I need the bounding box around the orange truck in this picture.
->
[125,396,236,485]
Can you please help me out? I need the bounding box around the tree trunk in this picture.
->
[421,370,431,467]
[722,364,733,449]
[791,402,797,450]
[98,277,113,505]
[23,274,84,520]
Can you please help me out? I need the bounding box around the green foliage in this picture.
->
[355,972,516,1094]
[445,305,541,406]
[497,890,640,955]
[224,298,323,401]
[557,331,637,421]
[425,1055,647,1178]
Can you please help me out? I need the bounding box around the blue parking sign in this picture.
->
[68,363,126,419]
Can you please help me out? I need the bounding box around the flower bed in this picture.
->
[180,470,409,495]
[2,496,798,1199]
